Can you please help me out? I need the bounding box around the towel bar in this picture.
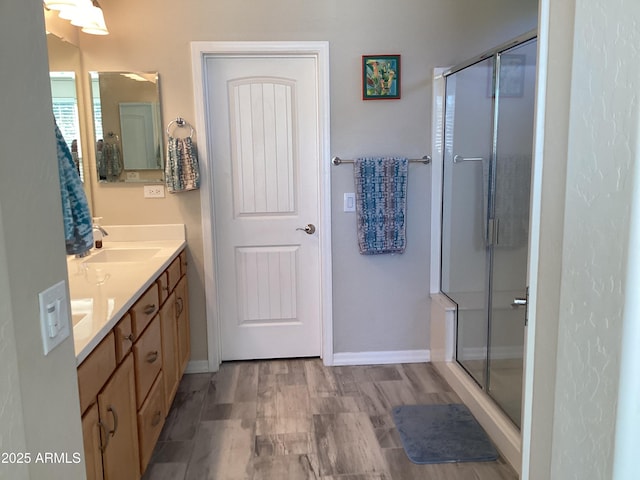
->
[332,156,431,166]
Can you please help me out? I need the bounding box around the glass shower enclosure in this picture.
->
[440,34,537,428]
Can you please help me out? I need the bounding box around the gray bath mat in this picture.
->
[391,404,499,464]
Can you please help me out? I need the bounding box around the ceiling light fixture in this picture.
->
[43,0,109,36]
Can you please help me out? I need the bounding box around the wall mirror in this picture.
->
[47,32,93,212]
[90,71,164,183]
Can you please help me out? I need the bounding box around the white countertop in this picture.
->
[67,225,186,365]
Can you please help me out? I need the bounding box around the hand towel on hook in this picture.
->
[354,157,408,255]
[165,135,200,193]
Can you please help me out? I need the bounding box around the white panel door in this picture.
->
[119,102,159,169]
[205,55,321,360]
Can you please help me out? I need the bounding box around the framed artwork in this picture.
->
[362,54,401,100]
[497,54,525,98]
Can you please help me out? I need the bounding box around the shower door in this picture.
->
[441,36,536,428]
[441,57,495,389]
[488,39,536,427]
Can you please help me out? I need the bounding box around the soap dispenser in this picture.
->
[92,217,107,249]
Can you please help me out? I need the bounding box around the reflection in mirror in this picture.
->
[90,72,164,183]
[47,33,88,186]
[46,31,94,218]
[50,72,84,180]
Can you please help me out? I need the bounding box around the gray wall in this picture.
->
[76,0,537,358]
[0,1,85,479]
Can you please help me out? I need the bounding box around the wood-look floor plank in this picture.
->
[252,454,319,480]
[321,474,392,480]
[255,432,312,457]
[147,360,517,480]
[313,412,389,477]
[207,362,240,405]
[149,440,194,464]
[235,362,259,402]
[310,396,361,414]
[399,362,452,394]
[305,358,339,397]
[159,386,207,442]
[185,419,254,480]
[141,461,187,480]
[201,401,257,422]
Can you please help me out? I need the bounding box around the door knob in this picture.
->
[296,224,316,235]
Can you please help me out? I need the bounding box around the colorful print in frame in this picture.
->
[362,54,401,100]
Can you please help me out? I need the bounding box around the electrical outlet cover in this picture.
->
[143,185,165,198]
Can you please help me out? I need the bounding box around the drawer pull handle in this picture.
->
[125,333,134,343]
[175,297,184,317]
[97,421,110,452]
[146,351,159,363]
[107,406,118,436]
[162,285,169,291]
[143,304,156,315]
[151,410,163,427]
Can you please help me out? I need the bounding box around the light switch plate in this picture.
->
[344,193,356,212]
[38,280,71,355]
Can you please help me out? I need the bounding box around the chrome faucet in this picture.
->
[93,224,109,237]
[92,220,108,249]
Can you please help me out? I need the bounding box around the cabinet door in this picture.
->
[159,292,179,410]
[81,403,104,480]
[98,354,140,480]
[175,276,190,376]
[133,316,162,408]
[137,372,166,474]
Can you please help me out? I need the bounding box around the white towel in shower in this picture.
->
[482,154,531,248]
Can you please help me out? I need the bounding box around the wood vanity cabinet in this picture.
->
[98,355,140,480]
[159,253,189,411]
[79,346,140,480]
[78,250,190,480]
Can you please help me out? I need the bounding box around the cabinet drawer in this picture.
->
[130,283,159,338]
[166,256,181,293]
[157,271,169,305]
[114,314,133,364]
[137,371,165,474]
[180,251,187,276]
[133,316,162,408]
[78,332,116,414]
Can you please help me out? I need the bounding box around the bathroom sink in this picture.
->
[72,313,89,327]
[83,248,161,264]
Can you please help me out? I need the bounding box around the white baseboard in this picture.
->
[332,349,430,366]
[185,360,210,374]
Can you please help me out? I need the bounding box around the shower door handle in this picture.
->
[511,298,527,307]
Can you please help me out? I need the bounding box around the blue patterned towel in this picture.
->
[165,136,200,193]
[56,121,93,255]
[354,157,408,255]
